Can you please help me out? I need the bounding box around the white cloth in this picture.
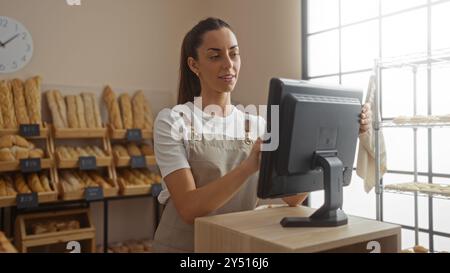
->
[356,75,387,193]
[153,100,266,204]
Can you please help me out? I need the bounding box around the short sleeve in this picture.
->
[153,108,191,178]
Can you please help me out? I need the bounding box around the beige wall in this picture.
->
[0,0,302,245]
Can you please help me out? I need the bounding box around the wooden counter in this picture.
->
[195,206,401,253]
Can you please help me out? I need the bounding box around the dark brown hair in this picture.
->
[177,17,233,104]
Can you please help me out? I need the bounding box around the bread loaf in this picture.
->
[29,148,44,159]
[132,91,145,129]
[141,144,154,156]
[0,135,14,149]
[75,95,87,128]
[119,93,133,129]
[0,80,17,128]
[127,143,142,156]
[24,76,42,125]
[66,95,79,128]
[113,144,128,157]
[14,174,31,194]
[0,106,3,129]
[28,173,45,193]
[82,92,96,128]
[91,94,102,128]
[141,91,154,131]
[11,79,30,124]
[0,148,15,161]
[46,91,66,128]
[103,86,123,129]
[39,173,52,192]
[54,90,68,127]
[0,179,6,196]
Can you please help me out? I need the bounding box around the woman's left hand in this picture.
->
[359,103,372,135]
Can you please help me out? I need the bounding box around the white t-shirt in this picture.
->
[154,101,266,204]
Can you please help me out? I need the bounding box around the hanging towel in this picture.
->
[356,74,387,193]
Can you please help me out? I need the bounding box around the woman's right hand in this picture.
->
[240,138,262,176]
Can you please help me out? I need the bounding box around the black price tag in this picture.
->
[84,187,104,201]
[16,192,39,209]
[20,158,42,173]
[151,183,162,197]
[131,156,147,169]
[126,129,142,142]
[79,156,97,171]
[19,124,40,137]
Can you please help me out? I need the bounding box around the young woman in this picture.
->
[152,17,372,253]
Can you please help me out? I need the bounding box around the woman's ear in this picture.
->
[187,57,200,77]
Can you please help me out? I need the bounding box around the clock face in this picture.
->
[0,16,34,73]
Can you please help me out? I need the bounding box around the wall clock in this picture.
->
[0,16,34,73]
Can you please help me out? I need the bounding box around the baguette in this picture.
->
[91,94,102,128]
[127,143,142,156]
[0,148,15,161]
[113,144,129,157]
[28,173,46,193]
[103,86,123,129]
[0,179,6,196]
[0,80,17,128]
[24,76,42,125]
[66,95,79,128]
[11,79,30,124]
[54,90,68,127]
[132,91,145,129]
[39,173,52,192]
[0,135,14,149]
[141,144,154,156]
[11,146,29,160]
[75,95,87,128]
[119,93,133,129]
[14,173,31,194]
[0,105,3,128]
[46,91,66,128]
[141,91,154,131]
[82,92,96,128]
[29,148,44,159]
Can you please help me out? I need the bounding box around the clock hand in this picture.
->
[2,33,20,47]
[0,40,4,48]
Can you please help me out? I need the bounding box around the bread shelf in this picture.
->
[0,231,17,253]
[118,182,161,197]
[0,122,50,139]
[0,158,54,172]
[55,152,113,169]
[53,127,108,139]
[384,182,450,200]
[114,154,156,167]
[14,208,96,253]
[108,124,153,140]
[381,120,450,128]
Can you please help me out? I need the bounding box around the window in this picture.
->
[303,0,450,252]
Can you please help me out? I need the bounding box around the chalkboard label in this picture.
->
[20,158,42,173]
[131,156,147,169]
[16,192,39,209]
[79,156,97,171]
[126,129,142,142]
[19,124,40,137]
[151,183,162,197]
[85,187,104,201]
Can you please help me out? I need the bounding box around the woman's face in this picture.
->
[189,27,241,95]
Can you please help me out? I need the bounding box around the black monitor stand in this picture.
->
[280,151,348,227]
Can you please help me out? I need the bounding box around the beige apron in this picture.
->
[153,126,259,253]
